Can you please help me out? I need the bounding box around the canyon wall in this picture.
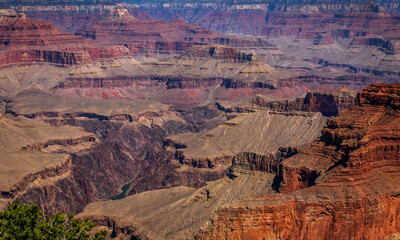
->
[74,7,275,58]
[257,87,357,116]
[195,83,400,240]
[0,10,129,66]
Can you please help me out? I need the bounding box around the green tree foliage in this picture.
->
[0,202,107,240]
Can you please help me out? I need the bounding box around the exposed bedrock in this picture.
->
[0,49,92,65]
[195,83,400,240]
[278,74,383,92]
[0,9,129,66]
[257,86,357,116]
[165,108,327,176]
[53,72,374,104]
[55,75,225,90]
[350,37,400,55]
[230,148,299,176]
[76,146,300,239]
[220,79,275,89]
[317,59,400,78]
[0,106,98,212]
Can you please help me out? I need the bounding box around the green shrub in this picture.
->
[0,202,107,240]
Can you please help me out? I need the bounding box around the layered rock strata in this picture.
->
[165,108,327,172]
[0,100,97,212]
[0,9,128,66]
[75,7,275,57]
[195,83,400,240]
[257,86,357,116]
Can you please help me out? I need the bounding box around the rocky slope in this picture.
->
[112,1,400,84]
[0,0,116,7]
[165,110,327,171]
[77,168,277,239]
[266,2,400,83]
[122,0,400,34]
[0,98,97,212]
[0,0,398,230]
[194,83,400,239]
[164,87,356,175]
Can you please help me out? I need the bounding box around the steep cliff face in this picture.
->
[125,1,400,38]
[0,101,97,212]
[75,7,274,57]
[277,74,383,92]
[116,0,400,38]
[54,75,222,90]
[0,9,128,66]
[261,1,400,40]
[0,0,116,7]
[261,5,333,39]
[195,83,400,240]
[0,49,92,65]
[259,86,357,116]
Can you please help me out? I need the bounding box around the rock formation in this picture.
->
[0,9,128,66]
[0,98,97,211]
[75,7,275,57]
[194,83,400,239]
[50,44,286,108]
[258,86,357,116]
[165,110,327,171]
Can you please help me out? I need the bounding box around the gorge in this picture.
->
[1,1,400,239]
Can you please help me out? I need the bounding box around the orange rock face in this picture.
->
[195,83,400,240]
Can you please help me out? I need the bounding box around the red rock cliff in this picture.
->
[0,9,128,66]
[195,83,400,240]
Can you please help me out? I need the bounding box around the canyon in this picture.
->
[0,1,400,239]
[77,83,400,239]
[76,84,400,239]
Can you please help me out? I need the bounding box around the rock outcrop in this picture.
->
[257,86,357,116]
[165,109,327,173]
[0,101,97,212]
[0,9,128,66]
[278,74,383,92]
[195,83,400,240]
